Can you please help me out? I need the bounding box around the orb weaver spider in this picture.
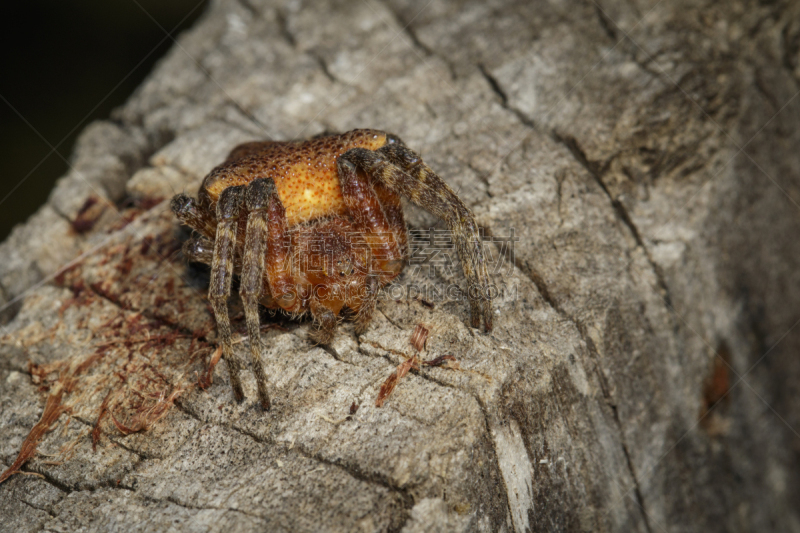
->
[171,129,492,409]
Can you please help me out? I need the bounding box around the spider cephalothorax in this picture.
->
[171,129,492,409]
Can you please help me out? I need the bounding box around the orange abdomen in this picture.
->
[200,129,388,226]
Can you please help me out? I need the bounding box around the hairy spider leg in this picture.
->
[264,179,302,316]
[354,274,380,335]
[336,157,406,332]
[181,236,281,309]
[383,141,493,331]
[209,186,248,402]
[336,158,405,279]
[373,181,409,260]
[239,178,273,410]
[171,193,217,237]
[181,235,216,265]
[341,141,493,331]
[309,298,338,345]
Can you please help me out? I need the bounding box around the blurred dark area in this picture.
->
[0,0,209,242]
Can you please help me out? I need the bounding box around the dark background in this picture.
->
[0,1,209,241]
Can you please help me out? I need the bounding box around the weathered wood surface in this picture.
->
[2,0,800,531]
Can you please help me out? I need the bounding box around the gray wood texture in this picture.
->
[2,0,800,531]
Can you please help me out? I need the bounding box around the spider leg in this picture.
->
[309,298,337,345]
[171,194,216,238]
[183,235,249,277]
[336,158,406,280]
[336,157,406,331]
[182,235,213,265]
[342,141,493,331]
[373,182,409,259]
[354,273,380,334]
[239,178,273,410]
[209,186,247,403]
[264,182,302,315]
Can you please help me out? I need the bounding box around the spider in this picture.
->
[170,129,492,410]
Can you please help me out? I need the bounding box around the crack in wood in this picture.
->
[551,131,674,310]
[487,220,656,533]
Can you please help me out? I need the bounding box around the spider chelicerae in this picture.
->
[171,129,492,410]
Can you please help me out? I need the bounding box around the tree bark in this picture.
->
[1,0,799,531]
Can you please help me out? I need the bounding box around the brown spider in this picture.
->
[170,129,492,410]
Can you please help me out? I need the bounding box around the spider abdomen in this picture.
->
[200,129,389,227]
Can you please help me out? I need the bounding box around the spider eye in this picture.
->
[386,134,399,145]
